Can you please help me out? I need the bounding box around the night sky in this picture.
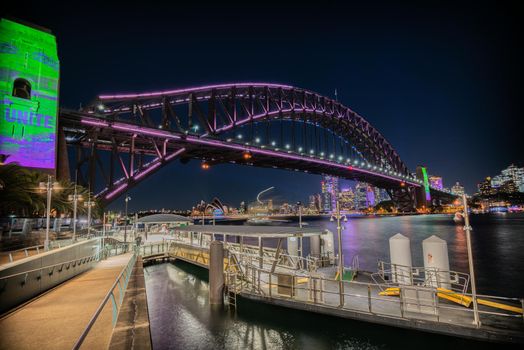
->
[4,1,523,210]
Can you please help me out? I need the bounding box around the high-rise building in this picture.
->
[339,188,355,210]
[309,194,322,212]
[354,182,369,210]
[429,176,443,190]
[321,175,339,212]
[373,187,389,204]
[500,180,518,194]
[451,182,465,197]
[477,178,495,196]
[491,164,524,193]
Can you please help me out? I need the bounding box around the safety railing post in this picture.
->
[521,299,524,324]
[339,280,344,307]
[368,285,372,313]
[269,273,272,298]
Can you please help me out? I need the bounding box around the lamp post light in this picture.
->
[68,185,83,242]
[296,201,303,228]
[39,176,60,251]
[84,195,96,237]
[124,195,131,243]
[330,198,348,281]
[462,193,480,327]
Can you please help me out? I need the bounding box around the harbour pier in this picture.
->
[138,225,524,344]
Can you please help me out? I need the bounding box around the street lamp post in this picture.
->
[124,195,131,243]
[84,194,95,237]
[68,185,82,242]
[39,176,60,251]
[330,199,347,281]
[296,201,302,228]
[462,193,480,327]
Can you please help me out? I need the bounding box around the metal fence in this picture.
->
[72,252,137,350]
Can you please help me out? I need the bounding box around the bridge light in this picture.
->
[320,152,324,157]
[329,154,334,159]
[285,144,290,149]
[227,138,232,142]
[338,156,343,161]
[201,162,210,170]
[255,137,261,143]
[309,149,314,154]
[353,160,358,164]
[97,104,105,111]
[367,164,371,168]
[237,134,243,139]
[298,147,303,152]
[271,141,276,146]
[373,166,377,170]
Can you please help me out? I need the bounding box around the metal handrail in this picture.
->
[0,253,101,281]
[72,252,137,350]
[227,251,524,325]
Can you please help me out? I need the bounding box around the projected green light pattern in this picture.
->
[0,18,59,171]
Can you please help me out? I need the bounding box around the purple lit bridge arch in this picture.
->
[59,83,453,211]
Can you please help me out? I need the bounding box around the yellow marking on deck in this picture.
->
[379,287,523,313]
[477,299,523,313]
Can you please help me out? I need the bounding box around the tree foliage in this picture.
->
[0,164,100,218]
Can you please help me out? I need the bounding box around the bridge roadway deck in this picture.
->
[0,253,133,350]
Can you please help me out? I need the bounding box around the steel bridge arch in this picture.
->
[60,83,426,207]
[91,83,408,175]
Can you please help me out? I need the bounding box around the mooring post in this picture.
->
[209,241,224,305]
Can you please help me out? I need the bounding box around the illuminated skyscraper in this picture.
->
[429,176,443,190]
[491,164,524,192]
[321,175,339,212]
[355,182,369,210]
[477,178,494,196]
[339,188,355,210]
[451,182,465,196]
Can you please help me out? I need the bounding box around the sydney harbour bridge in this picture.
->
[56,83,454,211]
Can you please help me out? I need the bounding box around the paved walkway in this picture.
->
[0,253,133,350]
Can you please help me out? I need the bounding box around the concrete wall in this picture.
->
[0,239,100,314]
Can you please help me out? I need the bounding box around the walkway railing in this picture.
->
[372,260,471,296]
[230,252,524,333]
[72,251,137,350]
[0,238,92,266]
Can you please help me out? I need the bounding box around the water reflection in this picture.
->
[145,260,516,350]
[308,213,524,296]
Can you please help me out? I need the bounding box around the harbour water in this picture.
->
[144,213,524,349]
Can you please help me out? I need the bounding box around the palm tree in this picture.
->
[0,164,43,216]
[0,164,101,218]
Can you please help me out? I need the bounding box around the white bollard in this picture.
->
[321,230,335,265]
[389,233,413,285]
[310,235,321,258]
[287,237,299,257]
[422,235,451,289]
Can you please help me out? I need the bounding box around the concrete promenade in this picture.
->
[0,253,133,350]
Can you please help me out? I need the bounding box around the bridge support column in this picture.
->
[209,241,224,305]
